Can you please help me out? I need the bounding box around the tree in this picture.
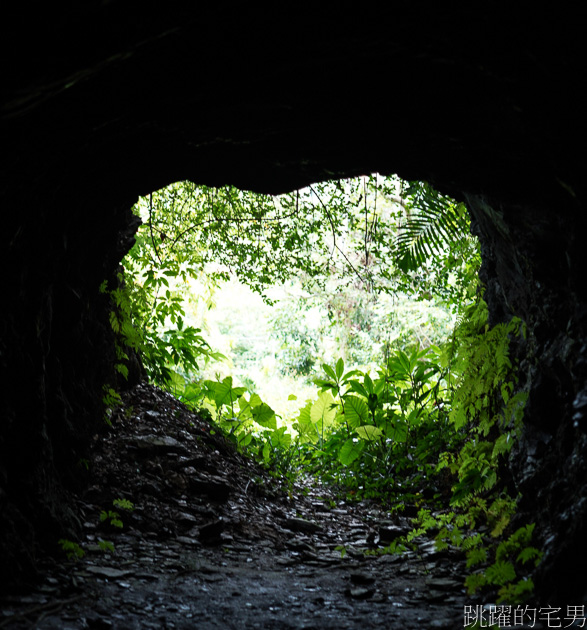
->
[113,174,479,387]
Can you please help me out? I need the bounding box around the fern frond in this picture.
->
[394,182,470,272]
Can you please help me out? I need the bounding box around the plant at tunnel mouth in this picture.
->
[102,174,541,602]
[171,298,536,601]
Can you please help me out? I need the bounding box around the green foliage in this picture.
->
[108,271,224,389]
[394,182,472,275]
[100,499,134,530]
[101,173,543,603]
[100,510,123,529]
[58,539,85,561]
[112,498,135,511]
[462,523,542,604]
[438,301,528,509]
[102,385,122,426]
[98,539,116,554]
[269,301,320,376]
[110,175,479,395]
[297,347,452,499]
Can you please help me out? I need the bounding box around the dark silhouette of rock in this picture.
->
[1,6,586,606]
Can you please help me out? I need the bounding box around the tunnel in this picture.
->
[1,4,586,618]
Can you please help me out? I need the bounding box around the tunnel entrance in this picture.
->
[113,174,485,509]
[74,173,541,616]
[4,175,537,628]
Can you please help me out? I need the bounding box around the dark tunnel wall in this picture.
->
[1,5,587,600]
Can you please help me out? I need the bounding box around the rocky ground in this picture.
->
[1,383,481,629]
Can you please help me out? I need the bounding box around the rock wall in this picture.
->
[467,193,587,602]
[1,6,586,599]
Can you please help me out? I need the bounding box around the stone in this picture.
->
[283,517,322,534]
[347,587,374,599]
[85,566,134,579]
[425,577,462,591]
[133,435,186,454]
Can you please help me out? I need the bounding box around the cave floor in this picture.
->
[1,383,479,629]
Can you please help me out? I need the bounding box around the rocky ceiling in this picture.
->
[1,5,586,602]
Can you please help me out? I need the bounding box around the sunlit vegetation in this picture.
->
[104,174,541,603]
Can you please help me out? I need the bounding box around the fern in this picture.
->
[394,182,471,272]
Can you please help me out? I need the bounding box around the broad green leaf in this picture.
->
[407,408,423,426]
[252,403,277,430]
[386,420,408,443]
[237,395,253,419]
[355,425,383,441]
[167,370,186,393]
[342,369,363,382]
[271,427,292,449]
[311,391,337,427]
[208,376,247,409]
[339,438,364,466]
[240,433,253,447]
[262,441,271,461]
[343,395,369,428]
[398,350,411,374]
[295,401,318,442]
[335,357,344,380]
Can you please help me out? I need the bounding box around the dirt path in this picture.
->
[1,383,471,629]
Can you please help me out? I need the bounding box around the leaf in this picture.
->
[342,369,363,383]
[98,540,115,553]
[59,539,85,560]
[517,547,542,566]
[485,561,516,586]
[339,438,364,466]
[343,395,369,428]
[295,401,319,442]
[346,380,368,399]
[386,420,408,443]
[167,370,186,393]
[394,183,469,272]
[270,426,292,449]
[210,376,247,409]
[335,357,344,380]
[252,402,277,430]
[466,547,488,568]
[464,572,487,595]
[115,363,129,380]
[237,396,253,420]
[113,499,134,511]
[355,425,383,441]
[311,391,337,427]
[322,363,337,383]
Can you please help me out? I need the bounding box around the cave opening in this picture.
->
[113,175,481,480]
[63,173,537,615]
